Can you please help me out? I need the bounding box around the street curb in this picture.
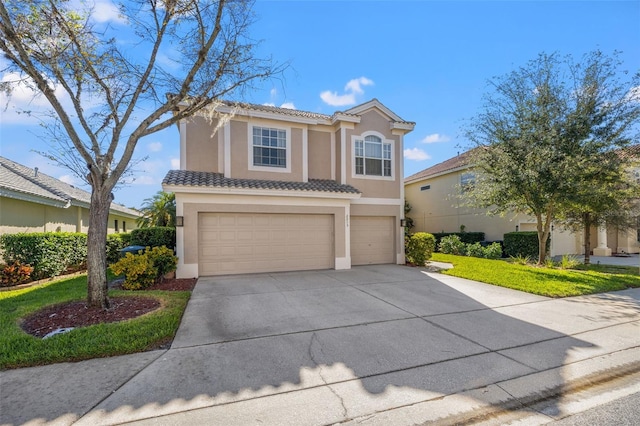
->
[338,347,640,425]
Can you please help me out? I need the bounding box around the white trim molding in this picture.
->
[351,131,396,181]
[247,122,292,174]
[351,197,403,205]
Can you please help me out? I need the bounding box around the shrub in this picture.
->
[560,254,580,269]
[406,232,436,266]
[0,261,34,286]
[510,254,531,265]
[544,258,557,268]
[110,252,158,290]
[106,233,131,264]
[130,227,176,249]
[110,246,178,290]
[146,246,178,279]
[466,242,486,258]
[433,232,485,251]
[484,242,503,260]
[439,235,467,255]
[0,232,88,279]
[503,232,550,260]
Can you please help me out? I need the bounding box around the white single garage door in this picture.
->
[199,213,334,276]
[351,216,395,265]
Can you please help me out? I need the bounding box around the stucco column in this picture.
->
[593,225,612,256]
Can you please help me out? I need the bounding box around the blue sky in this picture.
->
[1,0,639,209]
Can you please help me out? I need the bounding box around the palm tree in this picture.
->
[136,191,176,228]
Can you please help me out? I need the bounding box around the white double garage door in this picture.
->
[199,212,395,276]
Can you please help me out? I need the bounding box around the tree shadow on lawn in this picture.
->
[5,265,630,425]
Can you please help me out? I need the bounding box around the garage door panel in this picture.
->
[199,213,334,276]
[351,216,395,266]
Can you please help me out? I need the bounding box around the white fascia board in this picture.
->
[0,189,68,208]
[215,104,328,125]
[351,197,403,205]
[391,122,415,132]
[162,185,361,200]
[331,114,360,125]
[404,164,472,185]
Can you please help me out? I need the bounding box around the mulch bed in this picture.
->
[20,278,197,338]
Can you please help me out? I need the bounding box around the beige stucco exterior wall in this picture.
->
[184,116,219,173]
[0,197,138,235]
[335,129,342,183]
[405,173,583,256]
[308,129,332,180]
[344,110,401,199]
[175,192,353,277]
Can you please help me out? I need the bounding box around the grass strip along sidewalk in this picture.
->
[0,274,189,370]
[431,253,640,297]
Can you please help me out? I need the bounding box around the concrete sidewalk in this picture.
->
[1,265,639,426]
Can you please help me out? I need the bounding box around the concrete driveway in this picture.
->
[3,265,640,425]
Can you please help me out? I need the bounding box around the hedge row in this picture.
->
[503,231,550,259]
[130,227,176,249]
[1,232,132,279]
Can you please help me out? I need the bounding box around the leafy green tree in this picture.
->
[466,51,640,263]
[556,149,640,265]
[0,0,282,308]
[137,191,176,228]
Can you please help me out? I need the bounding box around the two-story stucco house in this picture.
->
[162,99,415,278]
[404,149,640,257]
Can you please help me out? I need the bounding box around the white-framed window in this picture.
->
[248,124,291,173]
[460,172,475,192]
[353,134,393,178]
[252,126,287,168]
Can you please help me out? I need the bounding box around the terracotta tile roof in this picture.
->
[163,170,361,195]
[617,144,640,160]
[0,156,140,217]
[404,150,473,184]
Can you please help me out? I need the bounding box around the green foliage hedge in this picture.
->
[1,232,132,280]
[503,231,550,259]
[405,232,436,266]
[433,232,485,251]
[0,233,87,279]
[110,246,178,290]
[130,227,175,249]
[106,234,131,264]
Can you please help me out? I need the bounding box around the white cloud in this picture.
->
[422,133,451,144]
[58,174,77,185]
[170,158,180,169]
[0,72,70,124]
[91,0,126,24]
[320,77,374,107]
[280,102,296,109]
[345,77,374,95]
[270,88,277,98]
[148,142,163,152]
[404,148,431,161]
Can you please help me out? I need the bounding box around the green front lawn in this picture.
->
[0,274,190,370]
[431,253,640,297]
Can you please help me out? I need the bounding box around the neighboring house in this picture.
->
[0,156,141,235]
[162,99,415,278]
[404,150,639,257]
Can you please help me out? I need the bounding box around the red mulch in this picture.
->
[20,278,197,338]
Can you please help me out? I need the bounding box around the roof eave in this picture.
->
[162,184,361,200]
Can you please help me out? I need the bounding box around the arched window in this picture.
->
[354,135,391,177]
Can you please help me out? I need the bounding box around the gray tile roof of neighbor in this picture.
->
[0,156,140,217]
[163,170,361,195]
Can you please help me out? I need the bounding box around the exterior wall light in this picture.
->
[400,219,407,227]
[176,216,184,227]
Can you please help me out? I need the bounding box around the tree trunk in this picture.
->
[583,212,592,266]
[536,214,550,264]
[86,187,112,309]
